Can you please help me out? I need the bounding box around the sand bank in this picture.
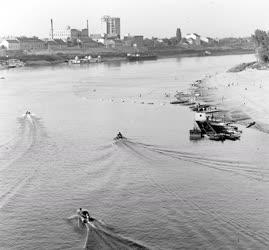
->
[201,69,269,133]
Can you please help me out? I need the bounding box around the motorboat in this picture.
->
[114,133,126,141]
[114,136,127,141]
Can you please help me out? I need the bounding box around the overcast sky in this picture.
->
[1,0,269,38]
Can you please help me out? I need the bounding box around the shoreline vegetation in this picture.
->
[228,29,269,73]
[0,47,254,68]
[228,61,269,72]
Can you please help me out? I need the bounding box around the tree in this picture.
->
[252,29,269,62]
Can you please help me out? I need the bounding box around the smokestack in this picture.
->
[87,20,89,36]
[50,19,54,40]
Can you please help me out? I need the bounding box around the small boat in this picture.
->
[7,65,16,69]
[77,211,96,228]
[114,136,127,141]
[7,59,25,68]
[114,132,126,141]
[224,132,240,141]
[246,121,256,128]
[69,56,81,64]
[190,104,211,112]
[181,101,196,106]
[127,53,157,61]
[208,133,225,141]
[70,55,102,64]
[189,128,203,140]
[170,100,188,104]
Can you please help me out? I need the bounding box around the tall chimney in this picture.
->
[87,20,89,36]
[51,19,54,40]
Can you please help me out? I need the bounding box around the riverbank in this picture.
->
[153,47,253,58]
[0,47,254,69]
[196,68,269,133]
[228,61,269,72]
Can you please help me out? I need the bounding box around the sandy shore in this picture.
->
[200,69,269,133]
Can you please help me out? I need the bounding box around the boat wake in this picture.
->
[0,115,35,172]
[112,139,269,248]
[69,219,149,250]
[0,114,48,209]
[120,140,269,182]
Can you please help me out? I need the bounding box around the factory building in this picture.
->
[0,39,20,50]
[49,19,89,41]
[102,16,121,39]
[17,37,46,50]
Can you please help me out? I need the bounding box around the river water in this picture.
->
[0,55,268,249]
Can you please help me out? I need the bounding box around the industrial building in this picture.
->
[49,26,72,41]
[102,16,121,39]
[47,39,67,50]
[1,37,46,51]
[49,19,89,42]
[123,35,144,47]
[17,37,46,50]
[0,39,20,50]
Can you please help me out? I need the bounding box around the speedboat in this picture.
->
[78,213,96,228]
[114,133,126,141]
[114,135,127,141]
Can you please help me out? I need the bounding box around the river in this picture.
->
[0,54,268,249]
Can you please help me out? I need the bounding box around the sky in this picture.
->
[1,0,269,38]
